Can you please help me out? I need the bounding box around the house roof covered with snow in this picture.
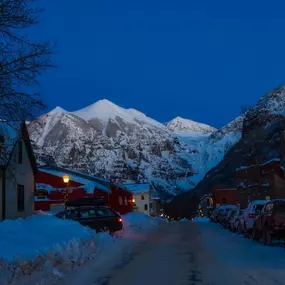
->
[0,121,37,173]
[122,183,149,194]
[236,158,281,172]
[39,167,111,193]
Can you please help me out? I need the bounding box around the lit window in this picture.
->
[141,195,145,200]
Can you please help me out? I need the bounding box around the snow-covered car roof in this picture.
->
[217,205,237,210]
[248,200,268,205]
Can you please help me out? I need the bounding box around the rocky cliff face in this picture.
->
[169,83,285,216]
[28,99,243,199]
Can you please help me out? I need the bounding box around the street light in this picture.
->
[63,175,70,210]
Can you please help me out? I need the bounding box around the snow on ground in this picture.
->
[0,212,158,285]
[179,218,191,222]
[193,217,210,223]
[197,221,285,283]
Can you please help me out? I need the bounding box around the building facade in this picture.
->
[212,186,237,208]
[236,158,285,209]
[0,123,37,221]
[123,183,150,215]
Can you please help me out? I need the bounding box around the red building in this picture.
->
[35,166,133,215]
[212,186,237,208]
[236,158,285,208]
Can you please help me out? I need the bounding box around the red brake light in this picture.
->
[118,218,122,222]
[249,214,256,219]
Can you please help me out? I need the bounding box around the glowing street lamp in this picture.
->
[63,175,70,210]
[63,175,70,184]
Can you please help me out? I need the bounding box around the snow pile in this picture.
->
[179,218,191,222]
[193,217,210,223]
[0,212,157,285]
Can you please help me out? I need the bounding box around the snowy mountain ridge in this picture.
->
[167,116,217,135]
[28,99,242,199]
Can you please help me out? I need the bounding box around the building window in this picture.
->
[144,204,148,211]
[18,141,23,164]
[124,197,128,206]
[221,197,226,204]
[17,184,25,212]
[141,195,145,200]
[119,196,123,205]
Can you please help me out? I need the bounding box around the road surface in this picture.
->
[59,221,285,285]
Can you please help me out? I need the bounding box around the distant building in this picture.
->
[236,158,285,209]
[123,183,150,215]
[212,186,237,208]
[0,122,37,221]
[150,197,161,216]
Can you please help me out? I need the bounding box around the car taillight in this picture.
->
[118,218,122,222]
[249,214,256,219]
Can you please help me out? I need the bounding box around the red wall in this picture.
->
[212,188,237,207]
[35,171,134,214]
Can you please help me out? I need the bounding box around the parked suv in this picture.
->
[56,205,123,233]
[241,200,267,236]
[252,199,285,245]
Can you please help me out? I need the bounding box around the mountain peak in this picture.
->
[49,106,67,115]
[72,99,164,129]
[167,116,216,135]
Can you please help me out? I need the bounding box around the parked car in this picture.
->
[230,209,244,233]
[216,205,236,225]
[56,205,123,233]
[240,200,268,236]
[210,209,219,222]
[252,199,285,245]
[224,208,238,229]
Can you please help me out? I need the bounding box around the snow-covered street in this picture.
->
[56,219,285,285]
[2,214,285,285]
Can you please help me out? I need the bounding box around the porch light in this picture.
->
[63,175,70,184]
[132,198,135,203]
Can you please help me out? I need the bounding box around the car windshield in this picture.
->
[275,203,285,214]
[255,204,265,213]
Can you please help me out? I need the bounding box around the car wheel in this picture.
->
[99,226,111,233]
[262,226,272,246]
[237,224,243,235]
[252,226,259,241]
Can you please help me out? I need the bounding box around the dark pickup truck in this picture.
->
[252,199,285,245]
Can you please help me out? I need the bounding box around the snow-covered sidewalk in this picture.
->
[0,212,158,285]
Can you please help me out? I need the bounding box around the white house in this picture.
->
[123,183,150,215]
[0,122,36,221]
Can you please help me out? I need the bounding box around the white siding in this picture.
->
[5,140,34,219]
[133,192,150,215]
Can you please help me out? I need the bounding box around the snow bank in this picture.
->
[0,212,157,285]
[193,217,210,223]
[180,218,191,222]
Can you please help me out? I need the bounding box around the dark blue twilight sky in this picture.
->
[32,0,285,128]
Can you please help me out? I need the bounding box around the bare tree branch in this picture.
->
[0,0,55,159]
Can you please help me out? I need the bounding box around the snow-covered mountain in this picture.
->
[28,99,243,199]
[167,116,216,135]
